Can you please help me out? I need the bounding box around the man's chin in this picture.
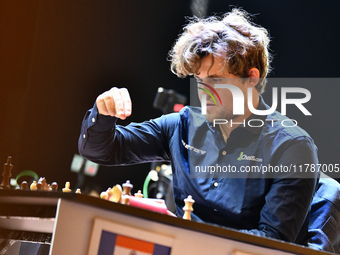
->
[205,112,232,123]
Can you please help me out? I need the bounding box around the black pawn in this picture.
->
[0,156,13,190]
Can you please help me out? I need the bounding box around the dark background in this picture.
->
[1,0,339,193]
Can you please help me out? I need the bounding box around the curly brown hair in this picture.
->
[169,8,272,94]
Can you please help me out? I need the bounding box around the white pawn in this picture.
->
[100,191,109,200]
[30,181,37,191]
[134,190,144,198]
[62,182,71,192]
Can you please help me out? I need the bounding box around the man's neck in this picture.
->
[219,113,251,141]
[219,95,260,141]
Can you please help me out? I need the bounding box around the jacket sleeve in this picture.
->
[78,103,173,166]
[241,137,319,244]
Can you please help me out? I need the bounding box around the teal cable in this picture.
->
[143,172,152,198]
[15,170,39,185]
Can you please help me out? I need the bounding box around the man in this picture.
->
[78,9,318,245]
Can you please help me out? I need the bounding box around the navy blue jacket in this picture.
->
[78,98,319,245]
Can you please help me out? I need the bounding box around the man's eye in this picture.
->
[212,78,221,83]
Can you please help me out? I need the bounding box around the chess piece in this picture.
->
[51,182,58,191]
[109,185,122,203]
[36,181,43,190]
[38,177,48,191]
[76,188,81,194]
[1,156,13,189]
[183,195,195,220]
[21,181,28,190]
[122,180,133,195]
[134,190,144,198]
[30,181,37,191]
[62,182,71,192]
[100,191,109,200]
[106,187,113,197]
[121,195,130,205]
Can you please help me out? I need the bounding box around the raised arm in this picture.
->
[78,87,173,166]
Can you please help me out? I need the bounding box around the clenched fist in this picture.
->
[96,87,132,120]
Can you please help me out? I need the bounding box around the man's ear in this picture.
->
[248,68,260,87]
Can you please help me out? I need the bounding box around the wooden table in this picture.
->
[0,190,333,255]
